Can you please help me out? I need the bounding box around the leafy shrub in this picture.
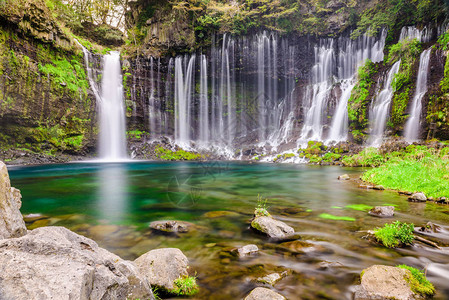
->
[374,221,414,248]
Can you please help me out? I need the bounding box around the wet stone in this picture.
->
[149,220,195,234]
[256,272,285,286]
[409,192,427,202]
[237,244,259,257]
[244,287,285,300]
[368,206,395,218]
[338,174,350,180]
[23,213,49,223]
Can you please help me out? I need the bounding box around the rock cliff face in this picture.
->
[0,0,97,161]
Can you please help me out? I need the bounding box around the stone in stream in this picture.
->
[0,226,154,300]
[354,265,433,300]
[134,248,189,292]
[237,244,259,257]
[244,287,286,300]
[149,220,196,233]
[338,174,350,180]
[0,161,27,239]
[251,216,296,241]
[368,206,395,218]
[22,213,49,223]
[256,272,287,286]
[409,192,427,202]
[373,185,385,190]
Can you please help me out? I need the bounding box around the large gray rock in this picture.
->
[251,216,295,240]
[134,248,189,291]
[0,161,27,240]
[368,206,395,218]
[354,265,424,300]
[0,226,154,300]
[244,287,286,300]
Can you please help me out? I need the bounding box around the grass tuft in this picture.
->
[373,221,414,248]
[172,275,199,296]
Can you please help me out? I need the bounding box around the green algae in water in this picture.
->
[319,213,355,221]
[331,206,343,209]
[345,204,373,211]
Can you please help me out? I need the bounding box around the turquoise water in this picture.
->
[8,162,449,299]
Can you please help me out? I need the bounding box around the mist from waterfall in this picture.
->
[404,48,432,143]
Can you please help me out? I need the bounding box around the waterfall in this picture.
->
[300,39,335,141]
[368,60,401,146]
[302,29,387,142]
[175,55,196,144]
[199,54,209,143]
[98,52,128,160]
[399,26,432,43]
[404,48,432,142]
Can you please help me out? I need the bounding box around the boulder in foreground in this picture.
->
[0,161,27,239]
[0,226,154,300]
[354,265,435,300]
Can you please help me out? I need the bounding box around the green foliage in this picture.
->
[273,152,295,162]
[397,265,435,297]
[322,152,341,162]
[155,146,203,161]
[387,39,422,129]
[374,221,414,248]
[38,57,89,95]
[341,147,384,167]
[172,275,199,296]
[64,135,83,149]
[319,213,355,222]
[348,59,376,131]
[126,130,145,139]
[255,194,271,217]
[362,146,449,198]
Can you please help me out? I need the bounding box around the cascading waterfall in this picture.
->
[199,54,209,143]
[300,39,335,141]
[399,26,432,43]
[404,48,432,142]
[301,29,387,143]
[368,60,401,146]
[77,42,128,160]
[175,55,196,144]
[98,52,128,160]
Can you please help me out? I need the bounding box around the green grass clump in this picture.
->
[155,146,202,161]
[318,213,355,222]
[172,275,199,296]
[255,194,271,217]
[374,221,414,248]
[397,265,435,297]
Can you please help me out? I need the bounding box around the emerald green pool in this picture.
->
[8,162,449,299]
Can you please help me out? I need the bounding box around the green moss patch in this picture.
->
[318,213,355,222]
[397,265,435,297]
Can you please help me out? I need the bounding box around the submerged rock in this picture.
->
[0,226,154,300]
[0,161,27,239]
[251,216,295,240]
[149,220,196,233]
[409,192,427,202]
[134,248,189,292]
[354,265,430,300]
[202,211,240,218]
[244,287,286,300]
[22,213,49,223]
[237,244,259,257]
[368,206,395,218]
[256,272,286,286]
[338,174,350,180]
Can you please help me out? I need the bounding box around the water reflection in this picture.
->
[96,163,128,222]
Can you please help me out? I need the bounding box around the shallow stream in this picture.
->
[8,162,449,299]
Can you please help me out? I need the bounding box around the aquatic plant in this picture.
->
[172,275,199,296]
[397,265,435,297]
[318,213,355,222]
[374,221,414,248]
